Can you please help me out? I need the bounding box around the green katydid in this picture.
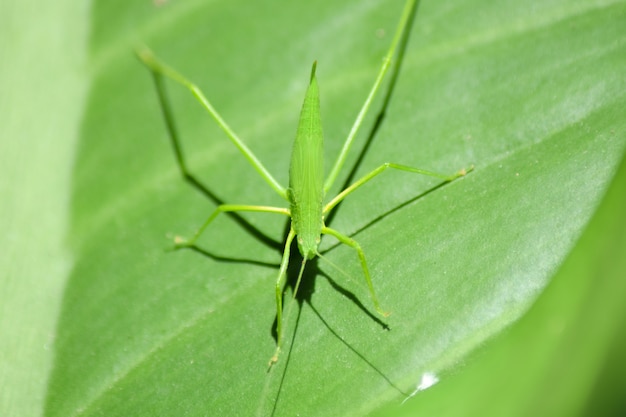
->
[137,0,472,366]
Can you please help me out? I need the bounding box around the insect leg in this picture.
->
[321,226,389,317]
[324,0,419,193]
[175,205,290,248]
[324,163,473,215]
[270,228,296,366]
[137,47,288,200]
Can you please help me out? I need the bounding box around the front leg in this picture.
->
[269,228,296,367]
[321,226,390,318]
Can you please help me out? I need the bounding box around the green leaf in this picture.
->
[371,130,626,417]
[2,0,624,416]
[378,127,626,416]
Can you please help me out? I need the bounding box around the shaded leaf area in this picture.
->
[45,0,626,416]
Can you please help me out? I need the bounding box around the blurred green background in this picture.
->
[1,0,625,416]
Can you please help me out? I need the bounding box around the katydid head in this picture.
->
[296,234,320,260]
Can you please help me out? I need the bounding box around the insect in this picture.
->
[137,0,472,366]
